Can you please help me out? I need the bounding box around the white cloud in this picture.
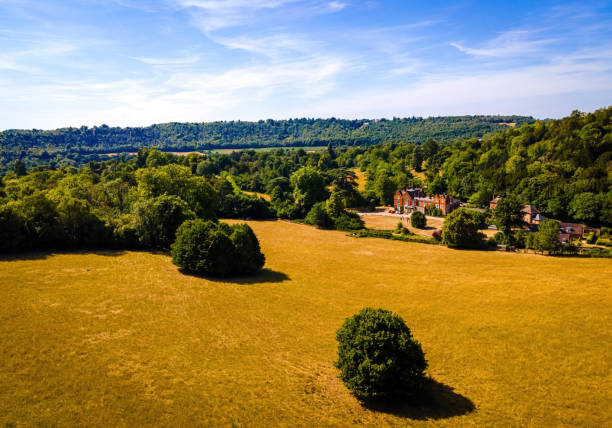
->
[452,30,557,57]
[176,0,299,31]
[327,2,347,12]
[306,52,612,118]
[131,54,201,68]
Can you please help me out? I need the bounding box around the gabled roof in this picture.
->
[559,222,584,235]
[522,205,540,215]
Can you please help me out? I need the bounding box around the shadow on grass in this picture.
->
[179,268,290,284]
[363,378,475,420]
[0,249,129,262]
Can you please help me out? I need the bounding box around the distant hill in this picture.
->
[0,116,534,173]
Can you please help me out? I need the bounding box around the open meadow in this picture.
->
[1,220,611,426]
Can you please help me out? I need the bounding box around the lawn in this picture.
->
[0,220,610,426]
[360,213,445,237]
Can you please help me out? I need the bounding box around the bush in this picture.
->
[494,231,506,244]
[442,208,485,249]
[171,219,265,276]
[305,202,333,229]
[410,211,426,228]
[333,211,364,231]
[273,200,301,219]
[596,237,612,247]
[424,205,443,217]
[334,308,428,400]
[217,193,275,219]
[514,230,527,249]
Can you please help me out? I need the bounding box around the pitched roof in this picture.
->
[522,205,540,215]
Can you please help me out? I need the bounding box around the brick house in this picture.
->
[559,222,584,240]
[522,205,545,225]
[394,187,460,215]
[489,196,500,209]
[490,197,545,225]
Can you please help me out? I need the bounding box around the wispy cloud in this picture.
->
[131,54,202,70]
[176,0,299,31]
[176,0,346,32]
[452,30,557,57]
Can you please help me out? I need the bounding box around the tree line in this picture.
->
[0,115,534,174]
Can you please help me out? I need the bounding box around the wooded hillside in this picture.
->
[0,115,533,173]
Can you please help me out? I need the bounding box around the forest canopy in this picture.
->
[0,115,534,173]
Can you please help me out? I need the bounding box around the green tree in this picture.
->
[0,204,26,251]
[330,168,360,207]
[171,219,265,276]
[335,308,427,400]
[373,173,395,205]
[442,208,484,249]
[132,195,195,248]
[137,165,218,219]
[145,149,168,167]
[56,196,107,247]
[493,194,524,245]
[290,166,328,212]
[305,202,333,229]
[410,211,426,228]
[569,192,599,223]
[230,223,266,274]
[411,146,424,172]
[422,138,440,161]
[536,219,560,254]
[326,190,345,218]
[14,159,26,177]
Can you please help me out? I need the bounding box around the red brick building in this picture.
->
[522,205,545,225]
[489,198,545,225]
[394,187,460,215]
[489,196,500,209]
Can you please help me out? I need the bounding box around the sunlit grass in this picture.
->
[0,220,610,426]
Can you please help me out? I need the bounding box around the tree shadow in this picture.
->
[0,249,128,262]
[363,378,475,420]
[178,268,290,284]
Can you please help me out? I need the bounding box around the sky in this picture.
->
[0,0,611,130]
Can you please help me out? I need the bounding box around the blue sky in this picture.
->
[1,0,611,129]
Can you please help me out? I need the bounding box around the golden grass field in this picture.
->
[361,213,444,238]
[1,220,611,426]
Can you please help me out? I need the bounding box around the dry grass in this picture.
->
[351,168,367,191]
[361,214,444,237]
[243,191,271,201]
[410,169,427,181]
[1,221,611,426]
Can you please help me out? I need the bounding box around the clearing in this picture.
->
[0,220,610,426]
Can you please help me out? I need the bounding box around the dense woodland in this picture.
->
[0,146,366,254]
[340,107,612,226]
[0,107,610,257]
[0,115,533,173]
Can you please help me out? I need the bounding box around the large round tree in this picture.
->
[411,211,426,229]
[442,208,484,249]
[335,308,427,400]
[171,219,265,276]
